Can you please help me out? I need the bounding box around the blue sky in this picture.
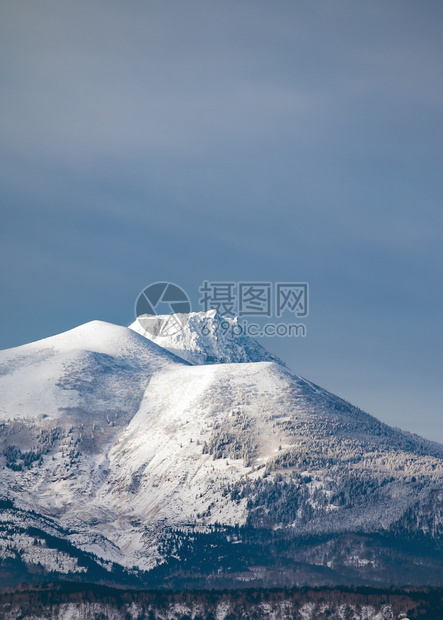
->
[1,1,442,440]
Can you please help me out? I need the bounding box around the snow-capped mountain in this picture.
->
[0,312,442,588]
[129,310,285,365]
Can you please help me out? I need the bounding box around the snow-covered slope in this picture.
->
[0,317,442,587]
[129,310,285,365]
[0,320,187,423]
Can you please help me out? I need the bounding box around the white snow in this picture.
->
[0,315,442,573]
[129,310,285,365]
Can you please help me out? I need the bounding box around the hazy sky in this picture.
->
[1,1,442,440]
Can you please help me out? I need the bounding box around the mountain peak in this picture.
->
[129,310,286,366]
